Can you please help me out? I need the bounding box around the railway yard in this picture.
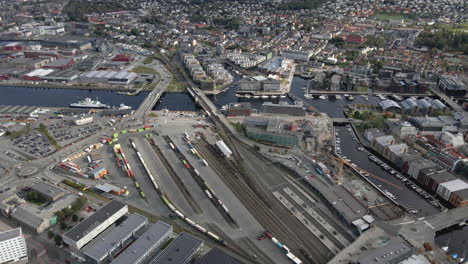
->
[47,108,391,264]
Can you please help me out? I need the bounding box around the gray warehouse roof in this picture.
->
[31,182,64,198]
[83,213,148,262]
[63,200,127,243]
[111,221,173,264]
[150,233,203,264]
[195,247,241,264]
[357,237,413,264]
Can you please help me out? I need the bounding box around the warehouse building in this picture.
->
[262,102,306,116]
[30,182,65,202]
[63,200,128,250]
[110,221,173,264]
[195,247,241,264]
[22,68,54,81]
[356,237,414,264]
[88,167,109,180]
[0,228,28,264]
[43,58,75,70]
[150,233,203,264]
[83,213,148,264]
[41,69,80,82]
[74,117,93,126]
[94,183,124,195]
[79,71,137,84]
[226,103,251,117]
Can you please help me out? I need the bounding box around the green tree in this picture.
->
[60,222,67,230]
[54,234,62,245]
[130,28,140,36]
[55,211,65,221]
[72,214,79,222]
[48,231,55,239]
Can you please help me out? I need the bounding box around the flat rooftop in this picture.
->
[83,213,148,261]
[110,221,173,264]
[150,233,203,264]
[63,200,127,243]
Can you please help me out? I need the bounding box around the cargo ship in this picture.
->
[70,98,110,109]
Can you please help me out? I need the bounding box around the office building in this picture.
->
[281,49,312,62]
[30,182,65,202]
[262,102,306,116]
[245,118,299,147]
[0,228,28,264]
[63,200,128,250]
[83,214,148,264]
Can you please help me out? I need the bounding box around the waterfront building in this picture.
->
[245,118,299,147]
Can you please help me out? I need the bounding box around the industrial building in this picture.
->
[94,183,124,195]
[262,102,306,116]
[149,233,203,264]
[110,221,173,264]
[245,118,299,147]
[0,228,28,264]
[226,103,251,117]
[82,213,148,264]
[438,75,467,97]
[195,247,241,264]
[63,200,128,250]
[356,237,414,264]
[0,105,39,118]
[75,117,94,126]
[30,182,65,202]
[79,71,137,84]
[88,167,109,180]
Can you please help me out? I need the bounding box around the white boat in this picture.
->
[336,95,342,100]
[70,97,110,109]
[280,95,286,98]
[271,95,277,98]
[118,103,132,110]
[319,95,326,100]
[344,94,349,98]
[261,95,268,98]
[442,246,449,252]
[254,95,260,98]
[348,95,354,100]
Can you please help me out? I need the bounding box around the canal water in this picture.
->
[0,86,148,109]
[335,126,439,217]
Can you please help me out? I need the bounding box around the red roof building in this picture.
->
[3,42,23,51]
[345,35,365,44]
[112,54,134,62]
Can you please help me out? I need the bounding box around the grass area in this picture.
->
[374,12,416,21]
[28,199,45,206]
[36,124,62,150]
[7,126,31,138]
[166,77,186,92]
[143,56,155,64]
[357,86,368,93]
[132,66,159,75]
[215,83,223,90]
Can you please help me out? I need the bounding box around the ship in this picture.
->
[70,98,110,109]
[118,103,132,110]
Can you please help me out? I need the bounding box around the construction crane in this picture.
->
[330,155,402,190]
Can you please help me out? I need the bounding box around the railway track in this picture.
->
[147,137,203,214]
[163,135,238,227]
[195,138,329,264]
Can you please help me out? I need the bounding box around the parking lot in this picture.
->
[12,131,55,158]
[49,120,102,143]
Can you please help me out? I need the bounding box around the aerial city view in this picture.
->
[0,0,467,263]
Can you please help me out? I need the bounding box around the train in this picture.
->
[160,194,226,246]
[263,232,302,264]
[184,132,190,140]
[139,191,145,198]
[202,159,209,167]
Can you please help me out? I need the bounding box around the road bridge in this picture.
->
[427,85,464,111]
[331,118,364,124]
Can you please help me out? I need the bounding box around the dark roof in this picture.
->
[63,200,126,243]
[150,233,203,264]
[195,247,241,264]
